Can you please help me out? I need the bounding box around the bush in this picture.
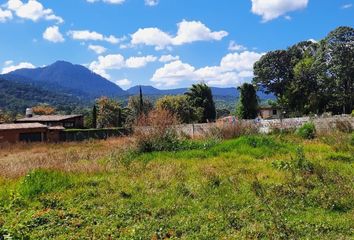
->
[297,122,316,139]
[351,110,354,117]
[134,109,184,152]
[19,170,71,198]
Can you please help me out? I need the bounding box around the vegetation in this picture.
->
[0,132,353,239]
[32,105,56,115]
[185,83,216,123]
[254,26,354,115]
[296,122,316,139]
[236,83,258,119]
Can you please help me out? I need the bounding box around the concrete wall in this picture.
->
[175,115,354,137]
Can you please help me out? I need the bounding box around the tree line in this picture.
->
[253,26,353,115]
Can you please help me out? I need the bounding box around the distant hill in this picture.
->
[0,78,85,113]
[3,61,126,98]
[126,85,274,99]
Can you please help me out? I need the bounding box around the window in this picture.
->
[64,122,74,128]
[272,109,277,115]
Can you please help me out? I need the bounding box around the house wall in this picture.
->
[0,128,47,143]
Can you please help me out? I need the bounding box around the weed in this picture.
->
[297,122,316,139]
[19,169,71,198]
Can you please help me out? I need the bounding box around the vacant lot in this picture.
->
[0,133,353,239]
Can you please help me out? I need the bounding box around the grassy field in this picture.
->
[0,132,353,239]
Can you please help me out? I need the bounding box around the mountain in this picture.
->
[0,78,85,113]
[126,85,274,99]
[3,61,126,98]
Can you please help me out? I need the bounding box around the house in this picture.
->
[15,114,84,129]
[0,123,64,143]
[259,105,282,119]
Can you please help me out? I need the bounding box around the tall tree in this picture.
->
[236,83,258,119]
[185,83,216,123]
[324,26,354,114]
[156,95,200,123]
[92,105,97,129]
[139,85,144,116]
[96,97,122,128]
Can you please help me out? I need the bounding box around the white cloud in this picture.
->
[68,30,123,44]
[86,0,125,4]
[159,55,179,63]
[341,4,353,9]
[88,44,107,54]
[251,0,309,22]
[130,20,228,50]
[7,0,63,23]
[125,55,157,68]
[0,7,12,22]
[228,41,247,52]
[151,51,264,87]
[2,61,35,74]
[114,78,132,89]
[145,0,159,6]
[43,26,64,43]
[4,60,14,66]
[89,54,157,79]
[151,60,196,87]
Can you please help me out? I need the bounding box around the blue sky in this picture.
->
[0,0,353,89]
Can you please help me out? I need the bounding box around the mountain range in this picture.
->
[0,61,274,112]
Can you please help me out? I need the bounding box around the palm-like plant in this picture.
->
[185,83,216,123]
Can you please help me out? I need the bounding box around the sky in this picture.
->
[0,0,353,90]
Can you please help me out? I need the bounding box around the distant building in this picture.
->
[15,115,84,129]
[0,123,64,143]
[259,105,281,119]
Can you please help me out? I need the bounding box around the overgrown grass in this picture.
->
[0,133,353,239]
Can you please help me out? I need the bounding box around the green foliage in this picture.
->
[156,95,199,123]
[236,83,258,119]
[19,170,71,198]
[127,95,154,123]
[185,83,216,123]
[96,97,123,128]
[253,26,354,115]
[297,122,316,139]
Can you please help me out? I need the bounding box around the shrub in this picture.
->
[133,109,183,152]
[297,122,316,139]
[19,169,71,198]
[351,110,354,117]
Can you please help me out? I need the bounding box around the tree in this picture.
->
[324,26,354,114]
[236,83,258,119]
[156,95,199,123]
[96,97,122,128]
[92,105,97,128]
[32,105,56,115]
[127,96,154,124]
[185,83,216,123]
[253,50,293,99]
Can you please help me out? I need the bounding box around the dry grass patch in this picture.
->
[0,137,133,178]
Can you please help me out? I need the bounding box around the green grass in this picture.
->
[0,134,353,239]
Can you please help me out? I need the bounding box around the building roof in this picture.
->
[16,115,82,122]
[0,123,48,130]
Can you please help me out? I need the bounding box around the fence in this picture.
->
[60,128,131,142]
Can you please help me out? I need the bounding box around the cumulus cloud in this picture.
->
[0,7,13,22]
[131,20,228,50]
[151,51,264,87]
[114,78,132,89]
[88,44,107,54]
[89,54,157,79]
[251,0,309,22]
[2,61,35,74]
[68,30,123,44]
[159,55,180,63]
[7,0,63,23]
[228,41,247,52]
[145,0,159,6]
[43,26,64,43]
